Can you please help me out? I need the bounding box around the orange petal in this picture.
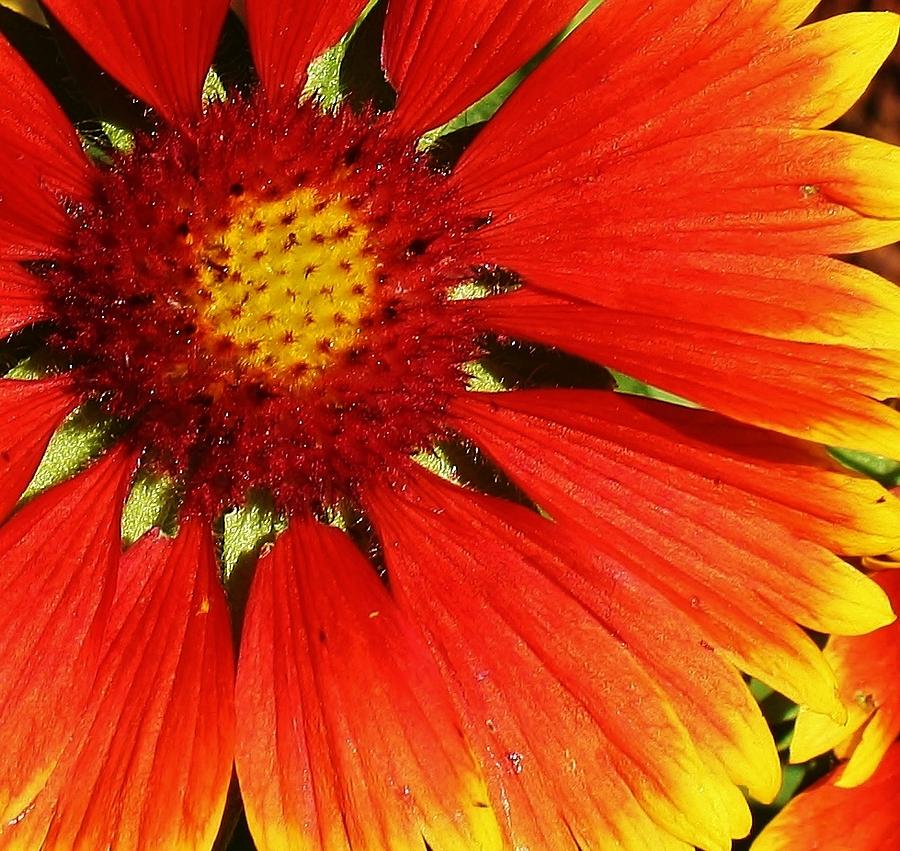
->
[0,446,133,832]
[483,289,900,459]
[466,128,900,264]
[743,13,899,130]
[367,469,754,851]
[0,377,78,522]
[454,0,876,200]
[792,571,900,787]
[752,741,900,851]
[450,390,895,713]
[478,10,897,184]
[478,251,900,350]
[8,520,237,851]
[863,549,900,571]
[586,12,900,147]
[234,518,502,851]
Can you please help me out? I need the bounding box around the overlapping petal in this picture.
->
[0,2,896,850]
[0,447,133,834]
[235,518,502,851]
[41,0,230,122]
[585,12,900,144]
[791,571,900,789]
[453,0,878,192]
[382,0,584,135]
[464,128,900,255]
[0,34,91,258]
[450,390,896,714]
[367,467,769,851]
[751,741,900,851]
[8,521,237,851]
[482,253,900,348]
[482,288,900,458]
[0,377,78,521]
[445,0,900,453]
[246,0,366,99]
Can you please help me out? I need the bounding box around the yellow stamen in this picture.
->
[192,188,376,384]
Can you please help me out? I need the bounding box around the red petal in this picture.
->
[623,13,900,139]
[454,0,866,199]
[752,741,900,851]
[483,289,900,458]
[578,13,900,146]
[461,127,900,266]
[246,0,366,100]
[41,0,230,122]
[0,35,91,259]
[792,571,900,787]
[10,521,236,851]
[382,0,584,136]
[450,389,896,713]
[0,263,49,338]
[367,469,756,850]
[479,251,900,349]
[0,446,133,829]
[0,377,78,522]
[235,518,501,851]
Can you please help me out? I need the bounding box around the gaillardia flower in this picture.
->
[750,741,900,851]
[790,569,900,788]
[753,571,900,850]
[2,1,900,849]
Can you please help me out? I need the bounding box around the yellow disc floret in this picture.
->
[192,187,377,384]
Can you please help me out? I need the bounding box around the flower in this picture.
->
[0,1,900,849]
[751,741,900,851]
[752,570,900,850]
[790,569,900,787]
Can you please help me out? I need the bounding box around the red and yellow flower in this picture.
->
[752,741,900,851]
[0,1,899,849]
[753,570,900,850]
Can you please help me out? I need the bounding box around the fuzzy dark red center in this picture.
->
[47,96,485,514]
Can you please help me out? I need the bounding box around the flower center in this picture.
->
[46,96,485,514]
[191,188,377,386]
